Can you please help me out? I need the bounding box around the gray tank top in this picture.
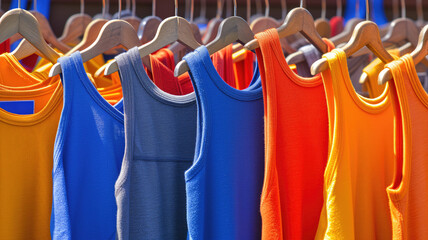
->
[114,47,197,239]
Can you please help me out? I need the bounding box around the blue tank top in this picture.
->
[183,46,265,239]
[114,47,197,240]
[51,52,125,239]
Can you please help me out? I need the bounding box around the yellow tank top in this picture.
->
[362,49,400,98]
[0,66,63,239]
[316,49,396,240]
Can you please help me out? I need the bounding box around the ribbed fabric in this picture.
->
[51,52,124,240]
[315,49,396,240]
[184,46,264,240]
[115,47,197,240]
[0,57,63,239]
[255,29,331,240]
[387,55,428,239]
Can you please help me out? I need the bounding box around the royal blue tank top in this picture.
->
[51,52,124,239]
[183,46,265,239]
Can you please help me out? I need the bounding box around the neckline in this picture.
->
[332,49,391,114]
[402,54,428,109]
[0,79,63,126]
[2,53,47,88]
[127,47,196,107]
[270,35,324,88]
[71,52,124,123]
[197,46,263,101]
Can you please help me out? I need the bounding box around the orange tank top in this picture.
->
[255,28,334,240]
[386,54,428,239]
[233,48,255,90]
[315,49,396,240]
[0,69,63,239]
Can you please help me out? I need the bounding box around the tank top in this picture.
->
[315,49,396,240]
[386,54,428,239]
[114,47,197,240]
[183,46,264,240]
[255,29,332,240]
[362,49,400,98]
[232,49,255,90]
[51,52,124,240]
[0,64,63,239]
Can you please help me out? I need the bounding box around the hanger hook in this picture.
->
[246,0,251,22]
[400,0,406,19]
[102,0,106,18]
[132,0,136,17]
[336,0,342,17]
[18,0,21,9]
[365,0,369,21]
[300,0,305,8]
[281,0,287,20]
[152,0,156,16]
[416,0,423,22]
[233,0,237,16]
[264,0,269,17]
[34,0,37,11]
[80,0,84,14]
[174,0,178,16]
[118,0,122,19]
[321,0,326,19]
[216,0,222,19]
[190,0,194,21]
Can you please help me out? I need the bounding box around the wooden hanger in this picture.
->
[379,25,428,85]
[245,6,328,54]
[167,0,202,63]
[67,19,109,54]
[0,8,59,63]
[314,0,331,38]
[50,18,140,76]
[381,0,419,49]
[103,1,202,76]
[202,0,223,44]
[311,21,394,75]
[29,0,71,53]
[68,0,112,54]
[358,15,420,84]
[59,0,92,45]
[287,18,363,65]
[311,0,393,75]
[357,0,420,84]
[138,0,161,44]
[122,0,141,31]
[174,0,255,77]
[250,0,294,55]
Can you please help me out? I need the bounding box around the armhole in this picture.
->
[184,50,210,181]
[385,63,412,201]
[52,57,75,174]
[321,54,343,189]
[114,52,136,190]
